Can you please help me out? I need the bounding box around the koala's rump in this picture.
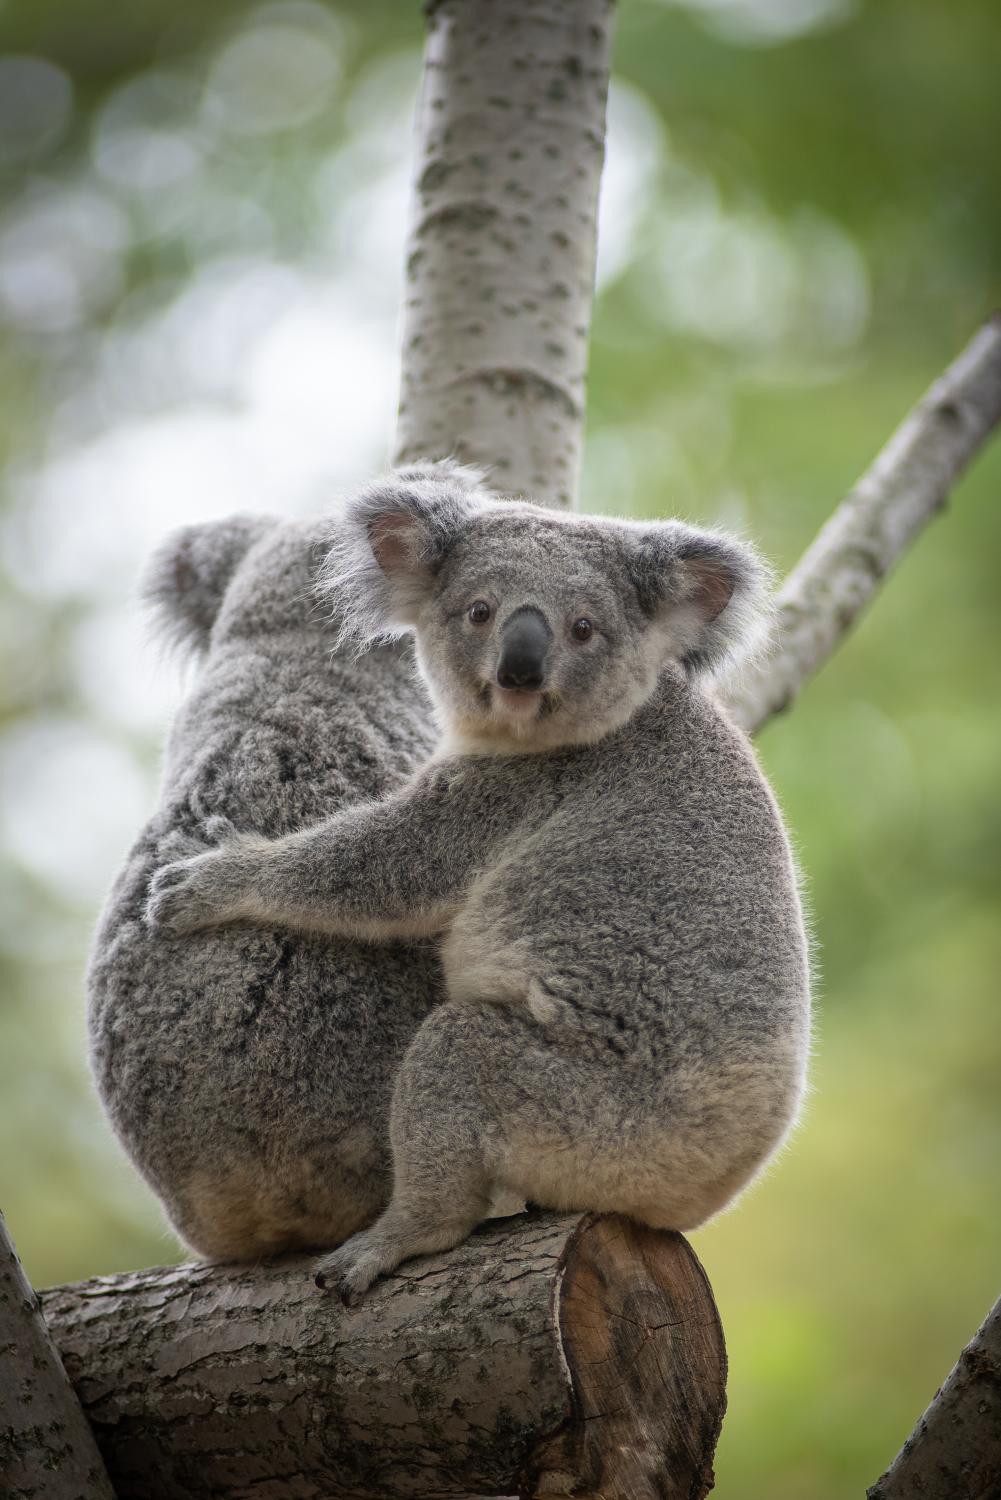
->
[87,642,443,1256]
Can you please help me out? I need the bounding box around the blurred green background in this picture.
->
[0,1,998,1495]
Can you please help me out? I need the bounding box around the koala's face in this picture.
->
[418,509,667,749]
[322,464,767,754]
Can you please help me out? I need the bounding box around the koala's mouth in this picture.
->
[481,683,560,721]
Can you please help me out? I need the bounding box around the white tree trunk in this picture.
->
[393,0,614,508]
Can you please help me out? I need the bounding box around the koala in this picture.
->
[86,468,485,1262]
[145,467,812,1303]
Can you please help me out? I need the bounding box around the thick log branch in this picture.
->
[867,1296,1001,1500]
[726,314,1001,732]
[0,1211,116,1500]
[40,1212,725,1500]
[394,0,614,507]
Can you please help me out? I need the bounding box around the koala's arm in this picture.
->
[145,768,493,941]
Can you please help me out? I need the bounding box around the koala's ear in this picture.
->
[142,513,277,660]
[625,520,772,676]
[318,461,491,645]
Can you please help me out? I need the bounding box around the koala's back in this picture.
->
[88,620,442,1259]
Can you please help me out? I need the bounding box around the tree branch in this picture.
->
[867,1295,1001,1500]
[40,1212,725,1500]
[393,0,614,507]
[0,1210,116,1500]
[726,314,1001,733]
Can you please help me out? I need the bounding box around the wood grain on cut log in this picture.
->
[40,1210,725,1500]
[0,1210,116,1500]
[867,1295,1001,1500]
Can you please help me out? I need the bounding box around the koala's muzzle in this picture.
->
[496,606,552,690]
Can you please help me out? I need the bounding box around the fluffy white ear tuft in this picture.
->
[625,520,773,676]
[317,460,492,648]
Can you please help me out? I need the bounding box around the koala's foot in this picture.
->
[313,1203,484,1305]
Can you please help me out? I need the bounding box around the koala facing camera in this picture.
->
[145,467,811,1303]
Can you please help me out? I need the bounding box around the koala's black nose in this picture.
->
[497,606,551,690]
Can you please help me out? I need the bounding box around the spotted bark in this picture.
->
[0,1211,116,1500]
[393,0,614,508]
[40,1212,725,1500]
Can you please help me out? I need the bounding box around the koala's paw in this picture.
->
[156,815,240,865]
[313,1229,389,1306]
[201,813,239,844]
[156,829,210,864]
[144,850,239,935]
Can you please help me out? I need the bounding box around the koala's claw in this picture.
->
[202,814,238,843]
[156,828,210,863]
[313,1233,386,1306]
[156,816,239,867]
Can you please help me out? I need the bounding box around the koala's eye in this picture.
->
[468,600,492,625]
[571,617,593,642]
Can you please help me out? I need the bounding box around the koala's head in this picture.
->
[321,464,769,751]
[142,512,328,661]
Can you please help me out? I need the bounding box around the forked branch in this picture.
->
[727,314,1001,733]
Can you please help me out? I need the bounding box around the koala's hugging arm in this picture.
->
[145,766,489,942]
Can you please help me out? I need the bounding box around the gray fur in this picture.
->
[88,467,494,1259]
[144,472,811,1300]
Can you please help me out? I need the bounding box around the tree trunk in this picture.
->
[867,1296,1001,1500]
[393,0,614,508]
[0,1211,116,1500]
[40,1212,725,1500]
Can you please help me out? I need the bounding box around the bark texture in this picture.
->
[867,1296,1001,1500]
[40,1211,725,1500]
[726,314,1001,733]
[0,1210,116,1500]
[394,0,614,508]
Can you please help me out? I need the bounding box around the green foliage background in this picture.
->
[0,2,998,1495]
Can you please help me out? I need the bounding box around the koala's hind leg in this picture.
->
[314,998,600,1302]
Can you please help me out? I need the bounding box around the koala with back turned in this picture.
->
[147,467,811,1301]
[87,476,456,1262]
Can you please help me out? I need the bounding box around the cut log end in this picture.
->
[527,1214,727,1500]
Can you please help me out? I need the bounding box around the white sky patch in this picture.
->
[0,718,154,908]
[203,14,343,137]
[0,183,128,334]
[6,277,398,604]
[70,605,190,736]
[648,168,869,354]
[651,0,856,46]
[596,80,666,289]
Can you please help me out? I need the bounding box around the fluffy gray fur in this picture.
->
[144,469,811,1301]
[87,468,493,1259]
